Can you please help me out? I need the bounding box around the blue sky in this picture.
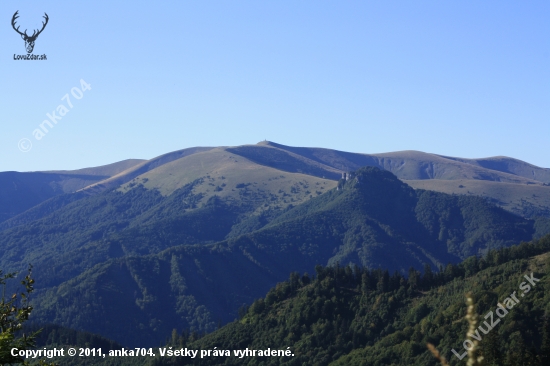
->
[1,1,548,171]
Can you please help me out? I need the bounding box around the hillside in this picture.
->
[236,142,550,218]
[81,147,214,194]
[26,235,550,366]
[0,157,336,287]
[440,155,550,183]
[67,142,550,219]
[150,234,550,366]
[2,142,550,352]
[256,141,550,184]
[4,142,549,224]
[405,179,550,218]
[46,159,145,177]
[23,168,544,346]
[0,159,144,224]
[230,142,550,217]
[119,147,336,205]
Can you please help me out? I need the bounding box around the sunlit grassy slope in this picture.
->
[119,147,338,214]
[405,179,550,218]
[75,141,549,219]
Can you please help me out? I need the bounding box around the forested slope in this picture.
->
[151,235,550,366]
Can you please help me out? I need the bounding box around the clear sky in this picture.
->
[1,1,549,172]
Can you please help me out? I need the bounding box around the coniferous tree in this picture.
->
[377,270,389,292]
[423,263,434,288]
[539,316,550,365]
[505,331,528,366]
[408,267,419,290]
[482,329,502,366]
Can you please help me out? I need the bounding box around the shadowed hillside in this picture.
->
[257,141,548,184]
[0,159,144,223]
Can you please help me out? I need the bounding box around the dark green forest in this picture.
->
[152,234,550,366]
[21,234,550,366]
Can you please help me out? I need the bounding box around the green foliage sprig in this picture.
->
[0,265,50,365]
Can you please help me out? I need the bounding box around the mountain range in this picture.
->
[1,141,549,347]
[2,141,549,227]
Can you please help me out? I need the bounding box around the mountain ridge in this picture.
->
[0,158,144,224]
[3,141,549,224]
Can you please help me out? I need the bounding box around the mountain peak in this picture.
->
[256,140,273,146]
[339,166,407,191]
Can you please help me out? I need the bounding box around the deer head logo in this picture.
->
[12,11,49,54]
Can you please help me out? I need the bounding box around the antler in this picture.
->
[32,13,49,38]
[11,11,49,40]
[11,11,26,37]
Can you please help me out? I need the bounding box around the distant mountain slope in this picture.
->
[258,141,544,184]
[226,144,343,180]
[4,142,549,224]
[405,179,550,218]
[231,142,550,217]
[262,167,534,263]
[46,159,146,177]
[28,168,541,346]
[78,141,547,200]
[0,159,144,224]
[80,147,214,194]
[123,147,336,199]
[440,155,550,184]
[0,155,336,285]
[0,192,87,231]
[131,143,550,220]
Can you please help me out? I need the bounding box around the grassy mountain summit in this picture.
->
[81,147,214,194]
[83,141,550,218]
[3,141,549,225]
[245,142,550,218]
[118,147,336,208]
[255,141,550,184]
[439,155,550,183]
